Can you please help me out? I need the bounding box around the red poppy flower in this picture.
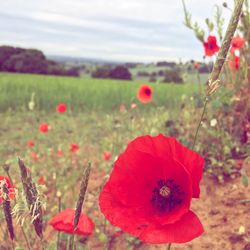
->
[37,177,46,185]
[57,149,64,157]
[229,56,240,71]
[39,123,49,133]
[193,62,199,69]
[27,140,35,148]
[30,152,39,161]
[70,144,80,153]
[56,103,67,113]
[230,35,245,54]
[0,176,15,204]
[137,85,153,104]
[48,208,95,236]
[99,134,204,244]
[103,151,111,161]
[203,36,219,57]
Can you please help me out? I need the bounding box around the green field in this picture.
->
[0,73,201,112]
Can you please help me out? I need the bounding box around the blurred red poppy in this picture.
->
[99,134,204,244]
[48,208,94,236]
[103,151,111,161]
[39,123,49,133]
[56,103,67,113]
[193,62,199,69]
[0,176,15,204]
[229,56,240,71]
[137,85,153,103]
[203,36,219,56]
[31,152,39,161]
[70,144,79,153]
[57,149,64,157]
[27,140,35,148]
[230,35,245,54]
[37,177,46,185]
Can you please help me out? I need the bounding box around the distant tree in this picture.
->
[149,76,157,83]
[137,71,150,77]
[91,66,110,78]
[198,64,211,73]
[4,51,48,74]
[66,67,80,77]
[150,72,157,77]
[125,63,138,69]
[0,45,79,77]
[161,69,183,84]
[109,65,132,80]
[156,61,177,67]
[0,46,25,70]
[158,70,165,76]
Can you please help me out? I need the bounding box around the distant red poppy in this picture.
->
[229,56,240,70]
[103,151,111,161]
[193,62,199,69]
[230,35,245,54]
[57,149,64,157]
[56,103,67,113]
[30,152,39,161]
[48,208,95,236]
[0,176,15,204]
[203,36,219,56]
[39,123,49,133]
[27,140,35,148]
[37,177,46,185]
[70,144,79,153]
[137,85,153,103]
[99,134,204,244]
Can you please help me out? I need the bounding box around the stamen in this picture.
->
[151,179,184,213]
[159,186,171,197]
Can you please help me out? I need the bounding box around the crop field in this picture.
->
[0,73,199,112]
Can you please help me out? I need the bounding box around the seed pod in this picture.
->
[18,157,43,238]
[2,182,15,240]
[74,163,91,230]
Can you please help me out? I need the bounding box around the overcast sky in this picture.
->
[0,0,234,62]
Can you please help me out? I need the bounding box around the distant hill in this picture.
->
[47,55,122,65]
[0,46,80,77]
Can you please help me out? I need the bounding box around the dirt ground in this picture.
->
[87,173,250,250]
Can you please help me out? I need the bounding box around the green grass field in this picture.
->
[0,73,201,112]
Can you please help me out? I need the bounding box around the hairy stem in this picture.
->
[209,0,245,84]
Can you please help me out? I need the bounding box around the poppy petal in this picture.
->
[140,210,204,244]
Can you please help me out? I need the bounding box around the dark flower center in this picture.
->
[208,42,215,50]
[151,179,184,213]
[144,88,151,96]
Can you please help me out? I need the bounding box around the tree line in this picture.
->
[0,46,79,76]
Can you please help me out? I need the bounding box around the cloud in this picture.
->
[0,0,234,62]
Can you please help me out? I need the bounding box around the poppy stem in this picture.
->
[167,243,171,250]
[191,97,208,150]
[56,191,62,250]
[20,226,32,250]
[68,235,75,250]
